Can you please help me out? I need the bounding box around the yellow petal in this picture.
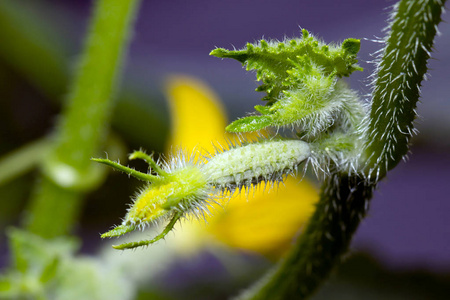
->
[165,75,228,155]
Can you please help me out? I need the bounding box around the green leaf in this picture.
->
[211,30,362,134]
[226,116,273,133]
[39,257,59,284]
[0,276,12,292]
[8,228,78,273]
[210,30,361,102]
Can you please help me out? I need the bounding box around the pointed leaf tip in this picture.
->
[210,48,248,64]
[101,224,135,238]
[302,28,309,38]
[342,38,361,56]
[209,48,228,57]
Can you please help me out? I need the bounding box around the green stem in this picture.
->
[44,0,141,187]
[27,177,83,239]
[25,0,141,238]
[238,173,374,300]
[365,0,446,179]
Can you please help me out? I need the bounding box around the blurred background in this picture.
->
[1,0,449,299]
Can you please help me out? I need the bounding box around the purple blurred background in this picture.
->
[34,0,450,272]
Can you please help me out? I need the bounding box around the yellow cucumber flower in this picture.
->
[164,75,318,257]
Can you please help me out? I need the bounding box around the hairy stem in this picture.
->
[25,0,141,238]
[365,0,447,179]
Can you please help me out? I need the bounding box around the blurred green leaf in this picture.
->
[8,228,78,273]
[2,228,135,300]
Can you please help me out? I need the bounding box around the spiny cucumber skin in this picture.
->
[204,140,311,188]
[112,140,311,232]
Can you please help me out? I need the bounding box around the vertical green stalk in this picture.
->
[365,0,446,179]
[239,0,446,299]
[25,0,141,238]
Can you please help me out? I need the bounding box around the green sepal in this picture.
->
[91,158,163,183]
[226,115,273,133]
[101,224,136,238]
[112,212,182,250]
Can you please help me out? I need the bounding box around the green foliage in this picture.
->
[0,229,134,300]
[0,228,77,299]
[1,0,142,297]
[211,29,363,136]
